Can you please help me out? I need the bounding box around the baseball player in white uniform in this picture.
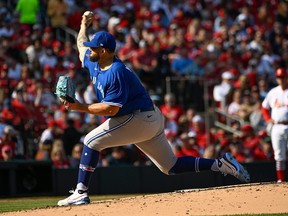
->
[262,67,288,182]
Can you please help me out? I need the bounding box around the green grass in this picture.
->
[0,195,130,213]
[0,197,287,216]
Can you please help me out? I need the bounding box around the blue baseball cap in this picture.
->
[83,31,116,51]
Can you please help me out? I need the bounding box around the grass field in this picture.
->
[0,196,287,216]
[0,195,130,213]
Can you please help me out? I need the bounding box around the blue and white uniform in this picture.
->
[83,52,153,118]
[82,50,177,174]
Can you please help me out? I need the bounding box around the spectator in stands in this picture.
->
[131,39,158,91]
[240,124,260,162]
[0,125,16,160]
[69,143,83,168]
[1,144,13,161]
[7,58,22,81]
[160,93,184,123]
[238,90,254,122]
[25,37,45,64]
[39,48,58,68]
[175,131,200,158]
[62,118,82,156]
[229,141,247,163]
[47,0,68,34]
[0,98,22,130]
[249,100,267,133]
[35,139,52,161]
[191,115,214,155]
[227,90,241,116]
[34,81,57,110]
[203,145,218,159]
[50,140,70,168]
[39,120,58,146]
[104,146,131,167]
[213,71,234,110]
[15,0,39,32]
[253,130,274,161]
[164,115,178,145]
[118,34,137,68]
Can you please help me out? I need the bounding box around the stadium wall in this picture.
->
[0,161,287,197]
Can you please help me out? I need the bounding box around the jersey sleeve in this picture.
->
[82,49,91,69]
[261,92,271,109]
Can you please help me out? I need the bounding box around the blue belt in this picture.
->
[139,106,155,112]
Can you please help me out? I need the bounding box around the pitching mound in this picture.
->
[2,182,288,216]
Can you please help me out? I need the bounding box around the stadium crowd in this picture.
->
[0,0,287,168]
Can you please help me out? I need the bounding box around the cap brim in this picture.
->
[83,41,98,48]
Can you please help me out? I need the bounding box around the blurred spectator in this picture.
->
[227,90,241,116]
[0,125,16,160]
[118,34,137,67]
[104,146,131,167]
[35,139,52,161]
[69,143,83,168]
[1,144,13,161]
[39,48,58,68]
[7,58,22,80]
[62,118,82,156]
[191,114,214,154]
[47,0,68,32]
[240,124,260,161]
[15,0,39,32]
[160,93,184,122]
[229,141,247,163]
[39,120,58,145]
[253,130,274,161]
[51,146,69,168]
[203,145,218,159]
[164,115,178,145]
[1,98,22,129]
[249,100,266,133]
[238,90,254,121]
[25,37,45,64]
[131,39,158,91]
[213,71,234,110]
[175,131,200,158]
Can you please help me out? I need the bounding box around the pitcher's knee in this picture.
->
[83,135,103,151]
[158,166,172,175]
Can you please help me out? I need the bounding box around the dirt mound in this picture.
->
[2,182,288,216]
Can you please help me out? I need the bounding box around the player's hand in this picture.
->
[59,97,79,110]
[81,11,94,27]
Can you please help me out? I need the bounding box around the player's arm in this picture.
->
[261,94,274,123]
[65,100,120,116]
[77,13,93,62]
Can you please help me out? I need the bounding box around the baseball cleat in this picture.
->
[57,189,90,206]
[218,152,250,183]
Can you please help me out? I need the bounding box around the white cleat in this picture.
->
[57,189,90,206]
[218,153,250,183]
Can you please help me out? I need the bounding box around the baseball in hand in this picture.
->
[83,11,93,18]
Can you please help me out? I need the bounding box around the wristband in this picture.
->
[64,102,71,110]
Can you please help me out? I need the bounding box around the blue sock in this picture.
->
[78,145,99,188]
[168,156,215,174]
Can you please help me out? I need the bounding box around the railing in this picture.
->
[214,108,247,136]
[165,76,247,137]
[56,26,78,49]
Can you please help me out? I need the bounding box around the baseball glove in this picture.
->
[55,76,76,103]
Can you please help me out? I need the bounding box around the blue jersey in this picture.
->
[83,50,153,118]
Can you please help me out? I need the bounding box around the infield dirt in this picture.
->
[1,182,288,216]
